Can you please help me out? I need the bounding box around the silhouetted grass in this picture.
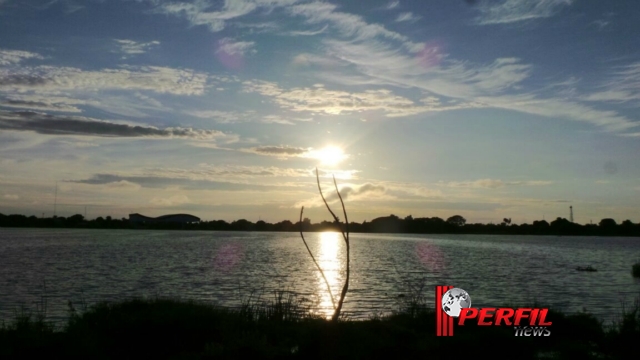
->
[1,293,639,359]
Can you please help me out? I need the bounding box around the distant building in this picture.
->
[128,213,200,224]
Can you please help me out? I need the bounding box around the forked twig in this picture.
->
[299,206,336,311]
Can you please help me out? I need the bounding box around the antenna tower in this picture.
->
[570,206,574,223]
[54,181,58,217]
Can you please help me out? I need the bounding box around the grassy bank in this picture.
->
[1,293,639,359]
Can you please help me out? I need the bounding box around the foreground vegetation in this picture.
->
[1,293,638,359]
[2,213,640,236]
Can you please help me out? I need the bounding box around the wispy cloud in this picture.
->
[242,80,483,116]
[294,182,387,208]
[0,98,82,113]
[113,39,160,57]
[244,145,310,158]
[395,12,420,23]
[217,38,256,56]
[103,180,142,191]
[0,110,230,139]
[187,110,254,123]
[67,165,324,191]
[157,0,298,32]
[316,38,638,133]
[150,194,191,206]
[386,1,400,10]
[287,1,424,53]
[582,62,640,106]
[291,53,346,67]
[0,49,44,66]
[438,179,553,189]
[475,0,573,25]
[481,93,639,132]
[0,64,209,95]
[591,19,609,30]
[287,24,327,36]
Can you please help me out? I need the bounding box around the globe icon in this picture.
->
[441,288,471,317]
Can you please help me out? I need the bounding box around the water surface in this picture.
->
[0,229,638,325]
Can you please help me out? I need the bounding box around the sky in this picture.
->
[1,0,639,225]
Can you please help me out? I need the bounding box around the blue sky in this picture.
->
[1,0,639,224]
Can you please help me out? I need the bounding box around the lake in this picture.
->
[0,229,639,325]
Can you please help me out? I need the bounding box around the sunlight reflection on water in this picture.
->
[316,231,341,319]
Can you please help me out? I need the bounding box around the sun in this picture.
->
[312,146,347,166]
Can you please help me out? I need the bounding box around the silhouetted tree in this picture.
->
[255,220,267,231]
[446,215,466,226]
[533,220,549,227]
[599,218,617,228]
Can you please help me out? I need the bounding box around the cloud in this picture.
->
[260,115,313,125]
[243,80,483,116]
[291,53,346,67]
[319,39,639,132]
[157,0,298,32]
[322,40,529,97]
[286,25,328,36]
[386,1,400,10]
[438,179,553,188]
[103,180,142,191]
[395,12,420,23]
[187,109,255,123]
[58,140,100,148]
[328,183,386,201]
[287,1,424,53]
[0,98,83,112]
[591,20,609,30]
[582,62,640,106]
[245,145,310,157]
[150,194,191,206]
[475,0,573,25]
[478,94,639,132]
[114,39,160,56]
[0,110,230,139]
[294,182,387,208]
[217,38,256,56]
[0,65,209,95]
[0,49,44,66]
[67,166,323,191]
[187,110,305,125]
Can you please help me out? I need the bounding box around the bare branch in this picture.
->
[331,174,350,322]
[333,174,349,243]
[316,167,341,224]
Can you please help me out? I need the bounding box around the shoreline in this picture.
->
[1,295,638,359]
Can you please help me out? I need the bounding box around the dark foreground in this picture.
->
[1,294,638,359]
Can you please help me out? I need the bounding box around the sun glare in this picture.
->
[312,146,346,166]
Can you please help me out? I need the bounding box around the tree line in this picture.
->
[1,213,639,236]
